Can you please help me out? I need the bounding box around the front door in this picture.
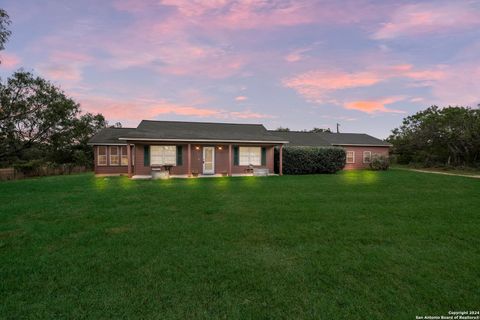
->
[203,147,215,174]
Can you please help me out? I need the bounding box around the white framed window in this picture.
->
[109,146,120,165]
[120,146,128,166]
[98,146,107,166]
[239,147,261,166]
[363,151,372,163]
[151,146,177,166]
[346,151,355,164]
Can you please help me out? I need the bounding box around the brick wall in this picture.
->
[93,145,128,175]
[133,143,275,175]
[342,146,389,170]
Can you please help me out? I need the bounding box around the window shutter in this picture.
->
[233,146,239,165]
[144,145,150,166]
[176,146,183,165]
[261,147,267,166]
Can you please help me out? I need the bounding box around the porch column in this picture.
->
[127,143,132,178]
[228,144,232,176]
[187,143,192,177]
[279,144,283,176]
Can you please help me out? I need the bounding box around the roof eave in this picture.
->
[332,143,392,147]
[117,137,289,144]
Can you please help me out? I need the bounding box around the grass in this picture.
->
[392,164,480,176]
[1,170,479,319]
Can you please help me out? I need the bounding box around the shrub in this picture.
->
[369,154,389,170]
[281,147,345,174]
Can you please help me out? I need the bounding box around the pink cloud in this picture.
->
[42,64,83,81]
[283,70,382,103]
[430,63,480,107]
[284,47,311,63]
[77,95,274,125]
[283,64,447,106]
[230,110,275,119]
[0,53,21,69]
[235,96,248,102]
[345,97,406,114]
[373,3,480,39]
[38,50,94,83]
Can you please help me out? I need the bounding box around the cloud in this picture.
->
[77,95,274,125]
[345,97,406,113]
[283,64,447,110]
[284,47,311,62]
[38,50,93,82]
[0,53,21,69]
[235,95,248,102]
[283,70,382,103]
[372,2,480,39]
[430,63,480,107]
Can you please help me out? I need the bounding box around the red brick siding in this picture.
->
[342,146,389,170]
[133,143,275,175]
[93,146,128,175]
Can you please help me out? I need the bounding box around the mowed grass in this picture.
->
[0,170,479,319]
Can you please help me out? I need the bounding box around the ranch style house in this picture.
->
[88,120,391,178]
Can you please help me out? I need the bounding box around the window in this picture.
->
[151,146,177,165]
[120,146,128,166]
[109,146,120,165]
[239,147,261,166]
[346,151,355,164]
[363,151,372,163]
[98,146,107,166]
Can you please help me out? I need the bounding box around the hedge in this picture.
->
[280,146,346,174]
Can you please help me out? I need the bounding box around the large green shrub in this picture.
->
[281,147,345,174]
[369,154,389,170]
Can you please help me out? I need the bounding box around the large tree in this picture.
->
[0,71,106,166]
[0,8,11,54]
[388,106,480,166]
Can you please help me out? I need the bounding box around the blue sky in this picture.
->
[1,0,479,138]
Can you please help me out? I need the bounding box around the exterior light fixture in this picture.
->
[195,146,200,150]
[218,146,223,150]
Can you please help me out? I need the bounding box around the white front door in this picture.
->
[203,147,215,174]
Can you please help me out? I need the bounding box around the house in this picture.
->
[271,131,391,170]
[88,120,391,177]
[88,120,288,178]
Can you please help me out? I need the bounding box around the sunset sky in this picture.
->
[1,0,479,138]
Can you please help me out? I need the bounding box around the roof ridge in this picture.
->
[140,119,264,126]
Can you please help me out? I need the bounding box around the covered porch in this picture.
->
[123,141,285,179]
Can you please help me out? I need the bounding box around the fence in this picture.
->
[0,166,90,181]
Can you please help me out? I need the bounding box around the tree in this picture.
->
[274,127,290,131]
[0,8,11,54]
[0,71,106,166]
[308,127,331,133]
[387,106,480,167]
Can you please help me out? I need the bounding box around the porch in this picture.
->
[123,142,284,178]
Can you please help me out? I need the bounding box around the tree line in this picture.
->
[387,106,480,167]
[0,9,111,170]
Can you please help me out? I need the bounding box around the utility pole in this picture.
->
[336,123,340,133]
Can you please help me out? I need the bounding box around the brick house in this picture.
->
[88,120,288,178]
[88,120,390,177]
[271,131,391,170]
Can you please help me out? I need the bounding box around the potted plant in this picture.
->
[192,170,199,177]
[221,171,228,177]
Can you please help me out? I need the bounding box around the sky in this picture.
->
[1,0,479,138]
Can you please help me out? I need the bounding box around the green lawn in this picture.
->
[1,170,479,319]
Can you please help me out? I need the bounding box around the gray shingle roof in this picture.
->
[89,120,288,144]
[318,132,391,146]
[268,131,391,147]
[88,128,137,144]
[269,131,331,147]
